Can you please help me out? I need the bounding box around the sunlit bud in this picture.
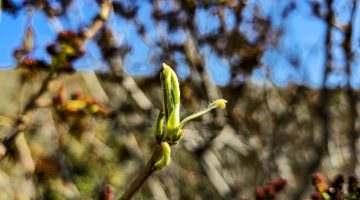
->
[153,141,171,170]
[161,63,180,137]
[210,99,227,109]
[88,104,100,113]
[65,100,87,113]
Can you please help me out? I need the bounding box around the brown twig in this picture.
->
[0,72,53,159]
[79,0,112,41]
[120,144,163,200]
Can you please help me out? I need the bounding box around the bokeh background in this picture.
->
[0,0,360,199]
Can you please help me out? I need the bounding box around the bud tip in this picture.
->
[162,63,171,70]
[212,99,227,109]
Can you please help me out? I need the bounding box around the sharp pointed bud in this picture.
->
[161,63,180,139]
[162,63,180,107]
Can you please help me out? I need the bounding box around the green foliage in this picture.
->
[153,63,227,170]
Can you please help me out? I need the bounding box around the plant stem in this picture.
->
[0,72,54,159]
[120,144,163,200]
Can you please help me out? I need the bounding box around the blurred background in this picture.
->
[0,0,359,199]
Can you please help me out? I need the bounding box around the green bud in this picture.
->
[155,110,165,140]
[153,141,171,170]
[153,63,227,171]
[161,63,180,139]
[167,105,180,130]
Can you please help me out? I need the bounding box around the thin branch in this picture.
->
[293,0,334,199]
[0,72,53,159]
[120,144,163,200]
[344,0,358,174]
[0,0,113,160]
[79,0,112,41]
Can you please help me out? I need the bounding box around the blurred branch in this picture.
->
[343,0,358,174]
[293,0,334,198]
[147,176,169,200]
[0,73,53,159]
[96,27,153,111]
[183,32,221,102]
[15,132,35,175]
[0,0,113,160]
[79,0,112,41]
[201,149,232,197]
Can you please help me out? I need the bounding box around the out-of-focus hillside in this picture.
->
[0,69,358,199]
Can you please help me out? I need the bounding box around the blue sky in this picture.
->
[0,0,359,88]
